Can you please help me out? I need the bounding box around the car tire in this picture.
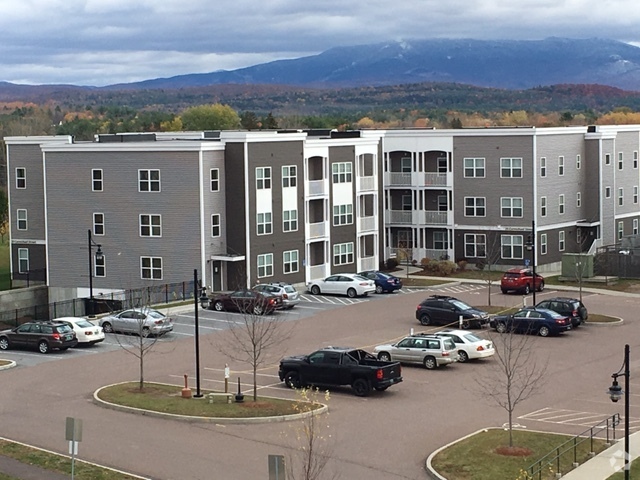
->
[38,341,50,354]
[423,356,438,370]
[496,322,507,334]
[310,285,320,295]
[284,371,301,389]
[375,285,383,294]
[253,305,264,315]
[458,350,469,363]
[538,281,545,292]
[419,314,431,326]
[501,288,508,294]
[538,326,550,337]
[102,322,113,334]
[0,337,9,350]
[460,319,471,329]
[347,288,357,298]
[378,352,392,362]
[214,301,224,312]
[351,378,371,397]
[141,327,151,338]
[523,284,531,295]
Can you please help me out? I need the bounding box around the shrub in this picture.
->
[434,260,458,276]
[475,260,486,271]
[457,260,468,271]
[420,257,431,268]
[385,257,399,270]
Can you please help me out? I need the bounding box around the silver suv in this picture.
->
[373,333,459,370]
[252,282,300,309]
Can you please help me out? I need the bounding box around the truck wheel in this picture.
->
[352,378,371,397]
[423,356,437,370]
[284,372,301,389]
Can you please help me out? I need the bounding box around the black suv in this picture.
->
[535,297,588,328]
[415,295,489,329]
[0,321,78,354]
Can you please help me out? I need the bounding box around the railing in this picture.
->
[358,176,376,191]
[359,216,376,232]
[526,413,620,479]
[308,221,327,238]
[308,264,326,281]
[387,210,448,225]
[307,179,327,196]
[388,210,413,224]
[385,172,412,186]
[359,256,377,272]
[424,172,447,186]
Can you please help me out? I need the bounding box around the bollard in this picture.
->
[235,377,244,403]
[208,393,214,404]
[224,364,230,393]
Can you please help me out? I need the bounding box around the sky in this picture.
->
[2,0,640,87]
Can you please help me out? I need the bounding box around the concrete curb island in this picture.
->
[0,359,16,371]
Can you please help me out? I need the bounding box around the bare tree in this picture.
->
[475,328,548,447]
[474,232,502,306]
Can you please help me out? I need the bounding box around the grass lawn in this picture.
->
[0,239,9,291]
[431,429,608,480]
[608,458,640,479]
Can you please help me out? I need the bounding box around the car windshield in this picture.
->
[463,333,483,343]
[147,310,165,319]
[450,299,473,311]
[75,320,94,328]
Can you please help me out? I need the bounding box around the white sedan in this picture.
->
[54,317,105,346]
[434,329,495,363]
[307,274,376,298]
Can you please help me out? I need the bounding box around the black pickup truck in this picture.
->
[278,347,403,396]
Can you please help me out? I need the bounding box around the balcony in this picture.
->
[359,216,376,232]
[387,210,449,225]
[384,171,451,188]
[359,256,377,272]
[308,221,327,239]
[386,247,449,262]
[357,175,376,191]
[424,173,448,186]
[307,179,328,197]
[308,264,327,281]
[385,172,412,186]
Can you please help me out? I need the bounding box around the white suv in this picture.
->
[252,282,300,309]
[373,333,459,370]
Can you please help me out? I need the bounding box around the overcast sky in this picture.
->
[2,0,640,87]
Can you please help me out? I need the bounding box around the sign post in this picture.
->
[65,417,83,480]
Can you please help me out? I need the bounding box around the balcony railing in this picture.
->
[308,264,326,281]
[385,171,450,187]
[307,179,328,196]
[359,216,376,232]
[385,172,412,186]
[387,210,449,225]
[358,176,376,191]
[424,173,447,186]
[359,256,377,272]
[308,221,327,239]
[388,210,413,224]
[386,247,449,262]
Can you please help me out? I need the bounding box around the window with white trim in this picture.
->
[333,204,353,226]
[283,209,298,232]
[541,196,547,217]
[401,157,412,173]
[92,169,103,191]
[540,157,546,177]
[93,213,105,235]
[139,169,160,192]
[559,231,565,251]
[464,197,485,217]
[257,212,272,235]
[16,168,26,189]
[434,231,447,250]
[618,221,624,241]
[605,186,611,198]
[558,156,564,176]
[501,158,522,178]
[16,209,27,230]
[605,153,611,165]
[283,250,299,274]
[559,194,565,215]
[18,248,29,274]
[501,197,523,218]
[540,234,548,255]
[256,167,271,190]
[464,234,486,258]
[464,158,485,178]
[282,166,297,188]
[618,188,624,206]
[332,162,352,183]
[501,235,523,259]
[211,214,220,237]
[576,192,581,208]
[633,219,638,235]
[257,253,274,278]
[618,152,624,170]
[141,256,162,279]
[333,242,354,266]
[210,169,219,192]
[401,194,412,211]
[576,154,581,170]
[95,254,106,277]
[140,214,162,237]
[634,186,638,204]
[634,151,638,169]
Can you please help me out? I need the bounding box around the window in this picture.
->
[140,214,162,237]
[95,254,106,277]
[401,157,412,173]
[92,169,103,191]
[257,212,272,235]
[93,213,105,235]
[501,235,523,260]
[540,157,546,177]
[283,250,299,274]
[634,151,638,169]
[333,204,353,226]
[558,156,564,176]
[256,167,271,189]
[576,154,581,170]
[464,197,486,217]
[540,234,548,255]
[464,158,485,178]
[576,192,581,208]
[618,188,624,206]
[618,152,624,170]
[634,186,638,204]
[15,168,26,189]
[18,248,28,274]
[16,209,27,230]
[283,209,298,232]
[501,197,523,218]
[559,194,565,215]
[559,231,565,251]
[501,158,522,178]
[257,253,274,278]
[437,157,447,173]
[333,242,354,266]
[332,162,352,183]
[282,166,297,188]
[401,195,412,211]
[139,169,160,192]
[141,257,162,280]
[211,214,220,237]
[618,222,624,241]
[540,196,547,217]
[464,234,486,258]
[434,231,447,250]
[605,153,611,165]
[210,169,219,192]
[605,186,611,198]
[633,219,638,235]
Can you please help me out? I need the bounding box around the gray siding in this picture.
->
[601,138,617,245]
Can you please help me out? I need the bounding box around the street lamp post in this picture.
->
[525,220,536,305]
[87,229,103,318]
[608,344,630,480]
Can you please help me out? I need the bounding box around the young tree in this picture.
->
[474,231,502,306]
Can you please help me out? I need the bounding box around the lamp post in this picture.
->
[525,220,536,305]
[87,229,103,317]
[608,344,630,480]
[193,269,204,398]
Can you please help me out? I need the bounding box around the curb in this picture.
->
[93,381,328,424]
[584,316,624,327]
[0,359,16,371]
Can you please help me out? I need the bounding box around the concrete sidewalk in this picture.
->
[562,431,640,479]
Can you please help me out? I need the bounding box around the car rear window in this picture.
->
[147,310,165,319]
[284,286,296,293]
[503,272,521,278]
[55,325,73,333]
[443,339,456,350]
[75,320,94,328]
[463,333,483,343]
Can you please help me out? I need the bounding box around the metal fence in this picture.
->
[595,245,640,279]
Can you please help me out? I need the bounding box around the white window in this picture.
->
[633,219,638,235]
[401,157,412,173]
[95,254,106,277]
[332,162,352,183]
[540,196,547,217]
[540,234,548,255]
[437,157,447,173]
[464,158,485,178]
[401,194,412,211]
[576,192,581,208]
[559,231,565,251]
[540,157,546,177]
[501,197,523,218]
[558,156,564,176]
[605,186,611,198]
[434,231,447,250]
[605,153,611,165]
[140,214,162,237]
[333,204,353,226]
[282,166,297,188]
[211,214,220,237]
[256,167,271,190]
[618,221,624,241]
[464,234,486,258]
[634,186,638,204]
[559,194,565,215]
[257,253,274,278]
[210,169,219,192]
[93,213,105,235]
[92,169,103,192]
[618,152,624,170]
[141,256,162,280]
[618,188,624,206]
[333,242,354,266]
[16,209,27,230]
[283,210,298,232]
[283,250,299,274]
[15,168,26,189]
[139,169,160,192]
[501,235,523,260]
[18,248,29,274]
[464,197,486,217]
[257,212,272,235]
[576,154,581,170]
[501,158,522,178]
[634,151,638,169]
